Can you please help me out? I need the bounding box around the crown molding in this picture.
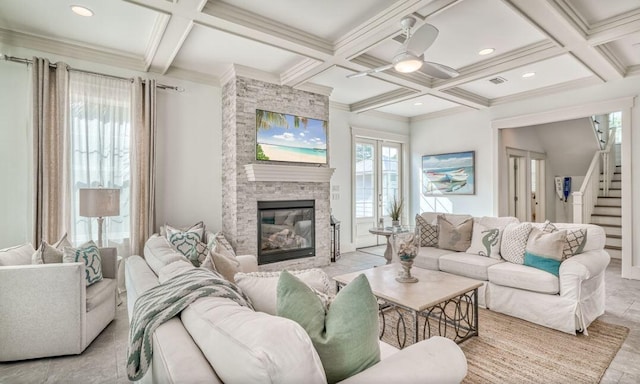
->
[329,101,350,111]
[351,126,409,143]
[280,57,324,86]
[163,66,219,86]
[295,82,333,97]
[489,76,602,107]
[0,28,145,71]
[143,13,171,71]
[442,88,490,107]
[594,45,626,77]
[361,109,410,123]
[350,88,419,113]
[627,65,640,78]
[409,106,471,122]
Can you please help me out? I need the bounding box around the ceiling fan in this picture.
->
[347,16,459,79]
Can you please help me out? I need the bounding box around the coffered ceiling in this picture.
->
[1,0,639,119]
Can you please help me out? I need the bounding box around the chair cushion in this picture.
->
[488,262,559,294]
[86,278,117,312]
[413,247,454,270]
[0,243,36,266]
[181,296,326,384]
[439,253,502,281]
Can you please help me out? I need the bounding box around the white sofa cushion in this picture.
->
[413,247,453,270]
[181,297,326,384]
[488,262,559,294]
[85,278,117,311]
[234,269,332,315]
[439,253,503,281]
[144,235,189,276]
[0,243,36,266]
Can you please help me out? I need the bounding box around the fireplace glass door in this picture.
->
[257,200,315,264]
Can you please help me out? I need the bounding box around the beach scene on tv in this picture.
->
[256,109,327,164]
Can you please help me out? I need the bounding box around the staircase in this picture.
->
[590,165,622,258]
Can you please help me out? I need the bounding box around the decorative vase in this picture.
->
[396,252,418,283]
[391,220,400,227]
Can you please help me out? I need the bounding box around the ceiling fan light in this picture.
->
[393,52,423,73]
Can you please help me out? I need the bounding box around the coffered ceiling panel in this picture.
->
[374,94,461,117]
[366,0,547,71]
[0,0,158,55]
[565,0,640,24]
[172,24,310,76]
[604,32,640,68]
[309,66,401,105]
[216,0,392,41]
[457,54,594,100]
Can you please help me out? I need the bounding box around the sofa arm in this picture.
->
[237,254,258,273]
[559,249,610,299]
[339,337,467,384]
[99,247,118,279]
[0,263,86,361]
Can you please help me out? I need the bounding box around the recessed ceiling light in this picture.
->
[71,5,94,17]
[522,72,536,78]
[413,102,423,106]
[478,48,495,56]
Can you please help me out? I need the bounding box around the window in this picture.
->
[69,73,131,253]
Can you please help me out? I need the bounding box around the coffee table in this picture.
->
[333,264,481,347]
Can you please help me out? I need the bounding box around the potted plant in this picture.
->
[388,196,403,227]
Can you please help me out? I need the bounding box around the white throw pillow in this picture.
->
[500,222,533,264]
[32,233,73,264]
[181,297,327,384]
[0,243,36,266]
[235,269,332,315]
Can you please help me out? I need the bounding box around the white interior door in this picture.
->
[354,139,402,248]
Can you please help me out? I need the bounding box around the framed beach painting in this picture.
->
[255,109,328,165]
[422,151,475,195]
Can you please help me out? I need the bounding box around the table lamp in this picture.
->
[79,188,120,247]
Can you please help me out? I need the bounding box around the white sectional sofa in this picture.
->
[125,233,468,383]
[413,212,609,335]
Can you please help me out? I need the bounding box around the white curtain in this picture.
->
[31,57,71,245]
[68,72,131,255]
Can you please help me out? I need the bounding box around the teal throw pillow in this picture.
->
[62,240,103,286]
[523,228,566,276]
[276,271,380,384]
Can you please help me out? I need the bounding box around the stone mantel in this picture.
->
[244,164,335,183]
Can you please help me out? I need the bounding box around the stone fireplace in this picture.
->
[221,73,333,270]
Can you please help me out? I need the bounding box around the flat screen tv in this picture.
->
[256,109,327,165]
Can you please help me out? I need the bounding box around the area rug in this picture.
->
[379,308,629,384]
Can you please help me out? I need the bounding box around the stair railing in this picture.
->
[573,127,617,223]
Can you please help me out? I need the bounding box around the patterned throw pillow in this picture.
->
[63,240,103,286]
[415,214,438,247]
[500,222,533,264]
[165,221,205,242]
[540,220,588,260]
[437,215,473,252]
[212,231,236,259]
[466,222,502,259]
[524,228,567,276]
[168,232,211,267]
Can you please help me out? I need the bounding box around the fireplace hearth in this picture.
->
[257,200,315,264]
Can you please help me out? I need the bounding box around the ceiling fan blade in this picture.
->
[420,61,459,79]
[406,23,438,56]
[346,64,393,78]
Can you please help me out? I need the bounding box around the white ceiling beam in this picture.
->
[350,88,419,113]
[507,0,624,81]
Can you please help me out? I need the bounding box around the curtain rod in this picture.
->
[1,54,184,92]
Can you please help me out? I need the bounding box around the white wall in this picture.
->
[0,45,221,248]
[410,109,494,217]
[329,107,409,252]
[0,61,31,248]
[409,76,640,277]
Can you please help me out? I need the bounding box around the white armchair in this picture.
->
[0,248,118,361]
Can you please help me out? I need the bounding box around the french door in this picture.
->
[354,138,402,248]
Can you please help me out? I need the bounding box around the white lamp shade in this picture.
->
[79,188,120,217]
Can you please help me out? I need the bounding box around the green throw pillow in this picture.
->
[276,271,380,384]
[62,240,103,286]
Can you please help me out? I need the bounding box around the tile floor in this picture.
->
[1,249,638,383]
